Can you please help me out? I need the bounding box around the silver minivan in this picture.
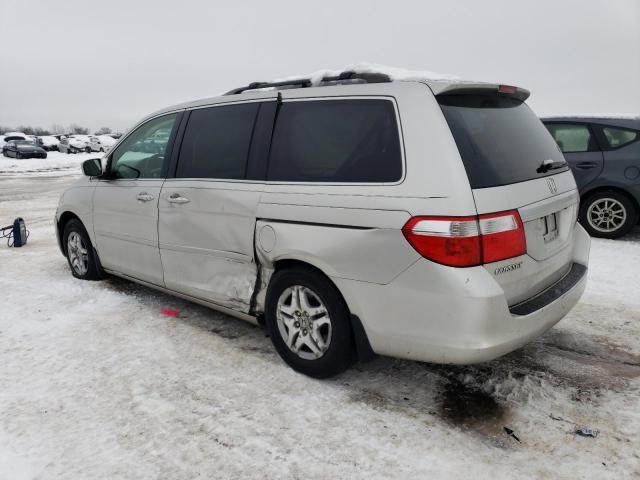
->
[55,71,590,378]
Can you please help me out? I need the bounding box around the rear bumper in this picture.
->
[333,223,590,364]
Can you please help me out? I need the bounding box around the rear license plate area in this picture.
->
[542,212,559,243]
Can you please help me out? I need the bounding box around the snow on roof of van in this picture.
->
[542,113,640,120]
[277,62,461,85]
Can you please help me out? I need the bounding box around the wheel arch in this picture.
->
[581,185,640,214]
[265,257,374,361]
[57,211,83,256]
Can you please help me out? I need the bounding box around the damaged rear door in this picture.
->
[158,98,277,312]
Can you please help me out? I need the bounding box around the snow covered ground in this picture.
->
[0,167,639,479]
[0,151,100,178]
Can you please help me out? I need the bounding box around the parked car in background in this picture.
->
[58,136,89,154]
[55,71,590,378]
[2,131,27,142]
[36,135,60,151]
[543,116,640,238]
[97,134,116,152]
[2,139,47,159]
[87,136,104,152]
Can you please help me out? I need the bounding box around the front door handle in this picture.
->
[575,161,598,170]
[136,192,155,202]
[167,193,190,204]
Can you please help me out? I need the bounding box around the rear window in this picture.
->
[267,99,402,183]
[602,126,639,149]
[438,95,567,189]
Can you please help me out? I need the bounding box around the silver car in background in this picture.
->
[54,71,590,378]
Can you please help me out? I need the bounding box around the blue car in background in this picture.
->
[542,116,640,238]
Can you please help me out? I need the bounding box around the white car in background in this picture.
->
[97,134,116,152]
[87,135,116,153]
[59,136,90,154]
[37,135,60,151]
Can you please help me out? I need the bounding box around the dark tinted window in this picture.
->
[177,103,259,179]
[268,99,402,182]
[110,113,177,179]
[544,123,597,153]
[439,95,567,189]
[602,126,639,149]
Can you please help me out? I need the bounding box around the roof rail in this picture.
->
[224,70,392,95]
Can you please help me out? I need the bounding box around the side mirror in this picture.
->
[82,158,102,177]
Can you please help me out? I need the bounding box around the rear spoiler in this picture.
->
[426,81,530,102]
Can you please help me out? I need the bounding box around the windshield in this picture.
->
[438,94,567,189]
[15,140,35,146]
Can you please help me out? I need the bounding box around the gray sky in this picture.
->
[1,0,638,132]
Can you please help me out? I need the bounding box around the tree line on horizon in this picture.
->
[0,125,115,136]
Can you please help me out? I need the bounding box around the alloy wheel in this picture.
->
[276,285,332,360]
[67,231,89,275]
[587,197,627,233]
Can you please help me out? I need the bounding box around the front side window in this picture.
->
[544,123,596,153]
[601,126,639,149]
[267,99,402,183]
[176,103,259,179]
[110,113,177,179]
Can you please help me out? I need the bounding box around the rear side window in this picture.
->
[544,123,597,153]
[439,95,567,189]
[267,99,402,183]
[601,126,639,149]
[177,103,259,179]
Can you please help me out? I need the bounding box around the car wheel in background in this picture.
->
[265,266,355,378]
[579,190,639,239]
[62,219,105,280]
[85,146,91,153]
[15,152,21,159]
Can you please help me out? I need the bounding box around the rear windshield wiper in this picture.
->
[537,159,567,173]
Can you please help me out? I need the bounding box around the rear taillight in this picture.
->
[402,210,526,267]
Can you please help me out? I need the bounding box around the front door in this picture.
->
[93,113,179,285]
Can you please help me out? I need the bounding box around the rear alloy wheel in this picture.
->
[580,190,638,239]
[265,267,354,378]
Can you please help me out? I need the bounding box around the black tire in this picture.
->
[66,148,71,155]
[62,219,106,280]
[16,152,21,159]
[85,146,91,153]
[579,190,638,239]
[265,267,355,378]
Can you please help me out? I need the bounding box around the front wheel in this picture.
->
[15,152,21,159]
[579,190,638,239]
[265,267,355,378]
[63,219,105,280]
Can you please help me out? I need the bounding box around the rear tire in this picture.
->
[62,219,106,280]
[265,267,355,378]
[579,190,638,239]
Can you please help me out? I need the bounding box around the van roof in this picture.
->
[148,67,530,119]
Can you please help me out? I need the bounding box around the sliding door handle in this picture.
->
[167,193,190,204]
[136,192,155,202]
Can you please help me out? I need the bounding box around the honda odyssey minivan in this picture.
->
[55,71,590,378]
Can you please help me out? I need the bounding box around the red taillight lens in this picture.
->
[402,210,526,267]
[498,84,517,94]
